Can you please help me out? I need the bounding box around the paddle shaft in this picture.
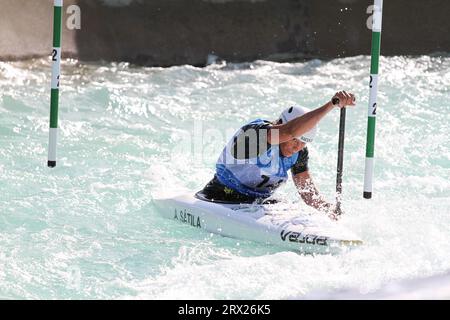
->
[333,98,346,214]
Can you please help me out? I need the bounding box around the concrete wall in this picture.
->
[1,0,449,66]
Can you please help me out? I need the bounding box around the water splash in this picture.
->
[0,55,449,298]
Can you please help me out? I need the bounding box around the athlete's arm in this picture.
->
[293,171,341,220]
[268,91,355,145]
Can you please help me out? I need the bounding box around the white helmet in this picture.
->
[278,106,317,144]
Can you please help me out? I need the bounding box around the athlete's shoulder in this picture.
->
[297,146,309,162]
[291,147,310,175]
[300,146,309,156]
[241,119,273,131]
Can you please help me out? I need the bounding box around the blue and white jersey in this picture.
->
[215,119,309,198]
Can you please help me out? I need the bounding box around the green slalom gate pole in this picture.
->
[363,0,383,199]
[48,0,63,168]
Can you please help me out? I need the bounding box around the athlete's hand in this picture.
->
[327,204,344,221]
[332,91,356,108]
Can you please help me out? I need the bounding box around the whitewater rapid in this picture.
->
[0,55,449,299]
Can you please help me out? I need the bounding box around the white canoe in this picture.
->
[153,192,362,254]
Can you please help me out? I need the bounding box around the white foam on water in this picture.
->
[0,56,449,299]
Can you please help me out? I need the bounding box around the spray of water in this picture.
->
[0,55,449,298]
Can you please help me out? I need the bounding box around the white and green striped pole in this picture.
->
[48,0,63,168]
[363,0,383,199]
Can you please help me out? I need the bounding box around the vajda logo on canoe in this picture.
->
[280,230,328,246]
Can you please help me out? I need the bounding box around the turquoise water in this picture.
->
[0,56,449,299]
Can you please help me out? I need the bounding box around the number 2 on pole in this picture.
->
[52,49,58,61]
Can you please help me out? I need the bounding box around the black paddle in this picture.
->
[333,97,346,216]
